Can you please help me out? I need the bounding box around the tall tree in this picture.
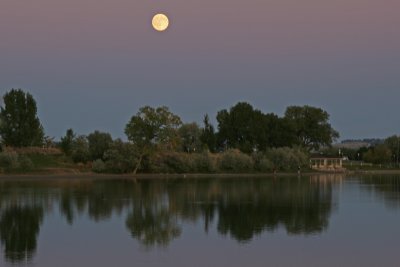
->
[284,105,339,150]
[60,129,76,156]
[125,106,182,173]
[200,114,216,152]
[0,89,44,147]
[71,135,90,163]
[263,114,297,148]
[384,135,400,163]
[363,144,392,164]
[87,130,113,160]
[179,122,202,153]
[216,102,268,153]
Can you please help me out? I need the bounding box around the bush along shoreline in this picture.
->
[0,147,310,175]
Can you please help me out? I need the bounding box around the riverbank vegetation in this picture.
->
[0,88,349,174]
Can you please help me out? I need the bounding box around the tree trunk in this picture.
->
[133,154,143,175]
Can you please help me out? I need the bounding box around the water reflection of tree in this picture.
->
[360,175,400,209]
[0,206,43,263]
[165,178,334,242]
[126,207,181,247]
[0,176,337,260]
[216,179,333,241]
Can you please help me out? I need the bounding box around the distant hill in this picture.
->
[334,139,384,149]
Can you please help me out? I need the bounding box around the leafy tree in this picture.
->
[60,129,76,156]
[103,139,138,173]
[179,122,202,153]
[264,115,297,148]
[384,135,400,163]
[284,105,339,151]
[71,135,90,163]
[363,144,392,164]
[0,89,44,147]
[125,106,182,173]
[217,103,249,152]
[87,130,113,160]
[200,114,216,152]
[216,102,269,153]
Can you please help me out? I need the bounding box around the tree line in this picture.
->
[322,136,400,166]
[0,89,340,173]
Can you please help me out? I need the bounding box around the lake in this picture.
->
[0,174,399,267]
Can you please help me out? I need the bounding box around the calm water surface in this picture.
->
[0,175,399,267]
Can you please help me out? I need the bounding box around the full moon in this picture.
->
[152,13,169,32]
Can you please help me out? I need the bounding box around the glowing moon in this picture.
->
[152,13,169,32]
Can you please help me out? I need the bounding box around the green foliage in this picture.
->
[216,102,300,153]
[125,106,182,173]
[0,152,20,171]
[252,153,274,172]
[92,159,106,173]
[218,149,254,173]
[284,105,339,150]
[151,152,194,173]
[17,155,34,171]
[363,144,392,164]
[264,115,297,148]
[71,136,90,163]
[0,89,44,147]
[217,102,262,153]
[179,123,202,153]
[26,153,67,169]
[103,139,137,173]
[0,152,33,172]
[87,131,113,160]
[149,152,217,173]
[265,147,309,171]
[200,114,216,152]
[60,129,76,156]
[384,135,400,162]
[192,152,216,173]
[125,106,182,151]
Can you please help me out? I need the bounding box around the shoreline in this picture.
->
[1,169,400,180]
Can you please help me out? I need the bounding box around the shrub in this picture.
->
[0,152,20,171]
[103,140,137,173]
[18,155,34,171]
[0,152,34,172]
[92,159,106,173]
[217,149,254,173]
[150,152,194,173]
[265,147,309,171]
[163,153,193,173]
[257,157,274,172]
[87,131,113,160]
[363,145,392,164]
[71,136,90,163]
[192,152,216,173]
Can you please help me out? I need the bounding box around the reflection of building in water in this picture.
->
[310,157,346,172]
[310,174,344,186]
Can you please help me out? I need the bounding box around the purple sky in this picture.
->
[1,0,400,140]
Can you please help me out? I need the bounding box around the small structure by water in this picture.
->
[310,157,345,172]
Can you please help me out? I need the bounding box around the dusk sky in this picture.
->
[1,0,399,140]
